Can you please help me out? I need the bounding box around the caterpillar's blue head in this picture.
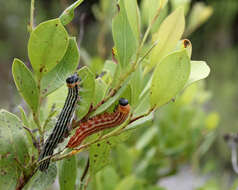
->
[119,98,128,106]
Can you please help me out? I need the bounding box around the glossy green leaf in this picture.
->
[12,58,39,113]
[124,0,141,41]
[28,19,69,76]
[60,0,84,25]
[150,50,190,108]
[91,75,132,116]
[23,164,57,190]
[0,110,29,190]
[185,61,210,87]
[112,0,138,69]
[115,175,136,190]
[76,66,95,120]
[59,155,77,190]
[41,37,79,96]
[145,7,185,73]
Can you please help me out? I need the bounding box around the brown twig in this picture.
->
[80,158,90,190]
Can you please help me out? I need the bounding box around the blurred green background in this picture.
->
[1,0,238,189]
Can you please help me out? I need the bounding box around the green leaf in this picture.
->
[46,85,68,115]
[93,78,107,107]
[60,0,84,25]
[145,7,185,73]
[185,2,213,36]
[59,155,77,190]
[89,132,130,175]
[124,0,141,41]
[112,0,138,69]
[133,92,150,118]
[41,37,80,96]
[23,164,57,190]
[96,167,119,190]
[91,75,132,116]
[18,106,30,128]
[115,144,133,176]
[130,65,143,107]
[174,39,192,58]
[171,0,190,15]
[150,50,190,108]
[141,0,168,33]
[89,140,112,175]
[126,111,154,131]
[115,175,136,190]
[89,57,104,76]
[28,19,69,77]
[185,61,210,87]
[0,110,29,189]
[76,66,95,120]
[135,126,158,151]
[135,148,156,174]
[12,58,39,113]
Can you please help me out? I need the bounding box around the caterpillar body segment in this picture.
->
[67,98,130,148]
[38,74,80,171]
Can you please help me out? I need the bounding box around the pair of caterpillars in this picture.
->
[39,74,130,171]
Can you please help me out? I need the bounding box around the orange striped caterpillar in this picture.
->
[67,98,130,148]
[39,74,80,171]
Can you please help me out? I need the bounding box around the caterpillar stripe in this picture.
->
[38,74,80,171]
[67,98,130,148]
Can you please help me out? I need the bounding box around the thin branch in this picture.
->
[29,0,35,32]
[80,158,90,190]
[130,107,155,124]
[23,126,40,154]
[78,13,86,50]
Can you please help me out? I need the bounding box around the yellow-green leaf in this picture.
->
[185,61,210,87]
[145,7,185,73]
[150,50,190,108]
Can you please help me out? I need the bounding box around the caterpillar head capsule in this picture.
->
[118,98,130,114]
[66,74,80,88]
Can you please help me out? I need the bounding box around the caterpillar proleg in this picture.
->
[38,74,80,171]
[67,98,130,148]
